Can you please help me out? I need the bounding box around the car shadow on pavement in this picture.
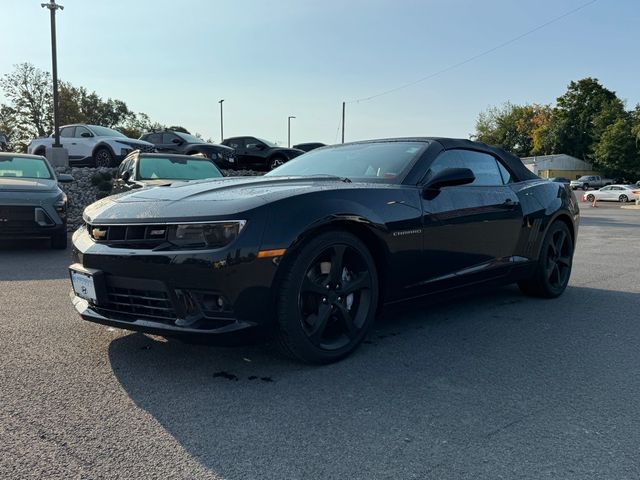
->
[0,238,70,280]
[108,284,640,479]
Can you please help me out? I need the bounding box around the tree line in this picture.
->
[472,77,640,178]
[0,63,194,152]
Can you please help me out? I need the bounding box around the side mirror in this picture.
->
[121,171,131,182]
[80,132,93,138]
[57,173,73,183]
[256,144,266,150]
[423,168,475,193]
[172,138,182,145]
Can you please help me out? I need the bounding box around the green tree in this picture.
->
[593,113,640,178]
[0,63,53,147]
[473,103,551,157]
[552,78,624,160]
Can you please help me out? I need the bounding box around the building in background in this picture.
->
[520,154,598,179]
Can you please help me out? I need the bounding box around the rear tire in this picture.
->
[518,221,573,298]
[274,231,378,364]
[51,232,68,250]
[619,195,629,203]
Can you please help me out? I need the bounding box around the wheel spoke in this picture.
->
[328,245,347,283]
[335,303,358,338]
[301,275,327,296]
[557,255,572,267]
[307,304,332,343]
[554,231,566,255]
[340,271,371,295]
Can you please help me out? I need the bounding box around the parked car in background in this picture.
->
[570,175,613,190]
[0,153,72,248]
[548,177,570,185]
[114,152,223,191]
[140,130,237,170]
[582,185,639,203]
[293,142,326,152]
[221,136,304,170]
[70,137,578,363]
[27,124,155,167]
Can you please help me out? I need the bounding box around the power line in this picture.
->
[347,0,598,104]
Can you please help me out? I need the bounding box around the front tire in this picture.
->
[518,221,574,298]
[94,147,114,167]
[586,194,595,202]
[269,155,286,170]
[274,231,379,364]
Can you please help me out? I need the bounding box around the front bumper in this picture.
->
[70,224,278,340]
[0,204,66,239]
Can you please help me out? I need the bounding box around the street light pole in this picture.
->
[218,99,224,143]
[288,116,296,148]
[41,0,64,148]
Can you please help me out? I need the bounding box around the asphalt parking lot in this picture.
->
[1,201,639,480]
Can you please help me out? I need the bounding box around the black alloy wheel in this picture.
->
[269,156,286,170]
[94,147,114,168]
[586,194,595,202]
[619,194,629,203]
[518,221,573,298]
[275,231,378,363]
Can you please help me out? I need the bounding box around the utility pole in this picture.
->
[287,116,296,148]
[341,102,345,144]
[41,0,67,166]
[218,99,224,142]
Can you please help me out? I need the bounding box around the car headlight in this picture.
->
[167,221,246,248]
[54,194,68,215]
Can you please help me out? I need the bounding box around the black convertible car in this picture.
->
[69,138,579,363]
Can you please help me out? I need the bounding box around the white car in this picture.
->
[582,184,640,203]
[27,124,155,167]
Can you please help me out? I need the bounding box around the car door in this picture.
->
[598,186,613,200]
[226,138,249,168]
[419,149,523,289]
[243,137,268,168]
[67,126,95,159]
[58,126,76,156]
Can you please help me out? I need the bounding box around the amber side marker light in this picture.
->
[257,249,287,258]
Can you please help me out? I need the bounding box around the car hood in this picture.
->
[84,176,375,223]
[0,177,58,192]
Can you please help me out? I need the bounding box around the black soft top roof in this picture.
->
[344,137,539,182]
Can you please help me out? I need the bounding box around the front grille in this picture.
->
[0,205,44,233]
[138,145,155,153]
[96,276,177,321]
[87,223,168,248]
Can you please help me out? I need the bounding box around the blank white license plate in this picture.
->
[71,271,97,302]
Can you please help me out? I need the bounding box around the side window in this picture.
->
[601,186,611,191]
[60,126,75,137]
[426,149,504,186]
[75,126,91,138]
[496,160,512,184]
[162,133,180,144]
[228,138,245,149]
[145,133,161,144]
[246,138,262,150]
[457,150,504,186]
[117,159,130,177]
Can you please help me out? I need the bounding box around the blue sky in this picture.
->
[2,0,638,145]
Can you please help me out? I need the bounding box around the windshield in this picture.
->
[89,126,127,138]
[0,156,52,179]
[265,141,427,183]
[138,156,222,181]
[176,132,206,144]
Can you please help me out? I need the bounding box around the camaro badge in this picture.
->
[392,229,422,237]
